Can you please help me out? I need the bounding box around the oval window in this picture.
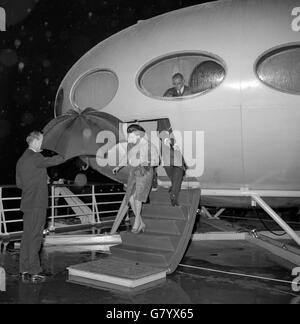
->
[256,45,300,94]
[138,53,226,99]
[72,70,119,110]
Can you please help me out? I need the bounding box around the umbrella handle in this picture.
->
[81,156,89,171]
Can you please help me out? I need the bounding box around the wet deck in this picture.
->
[0,239,298,304]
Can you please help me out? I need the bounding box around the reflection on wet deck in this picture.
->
[0,238,298,304]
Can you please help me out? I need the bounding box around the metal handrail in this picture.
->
[0,183,125,236]
[48,192,124,199]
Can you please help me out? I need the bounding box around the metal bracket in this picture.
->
[251,194,300,247]
[201,206,226,220]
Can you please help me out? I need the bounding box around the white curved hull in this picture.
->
[56,0,300,206]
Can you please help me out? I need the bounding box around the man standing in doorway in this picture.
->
[16,131,65,283]
[160,132,187,206]
[157,119,187,207]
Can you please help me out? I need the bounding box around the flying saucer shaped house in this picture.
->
[54,0,300,209]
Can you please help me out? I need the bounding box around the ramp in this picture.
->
[110,187,201,274]
[68,187,201,289]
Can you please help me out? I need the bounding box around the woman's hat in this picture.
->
[127,124,146,134]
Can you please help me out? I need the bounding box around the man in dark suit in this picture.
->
[160,132,187,206]
[163,73,192,97]
[16,131,65,283]
[156,119,187,207]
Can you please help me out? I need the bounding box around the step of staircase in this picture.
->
[110,245,172,268]
[121,232,180,252]
[143,218,184,235]
[150,189,193,206]
[68,256,167,291]
[142,204,187,220]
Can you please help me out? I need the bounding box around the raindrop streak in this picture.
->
[18,62,25,72]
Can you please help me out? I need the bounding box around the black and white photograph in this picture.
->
[0,0,300,306]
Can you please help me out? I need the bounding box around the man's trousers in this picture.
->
[164,166,184,203]
[19,208,47,275]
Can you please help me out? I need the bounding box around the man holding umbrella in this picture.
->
[16,131,65,283]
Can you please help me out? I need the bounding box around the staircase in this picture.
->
[110,187,201,274]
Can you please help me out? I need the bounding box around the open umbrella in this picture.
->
[42,108,125,160]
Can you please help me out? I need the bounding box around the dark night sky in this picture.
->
[0,0,211,184]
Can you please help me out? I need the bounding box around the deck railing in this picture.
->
[0,183,125,237]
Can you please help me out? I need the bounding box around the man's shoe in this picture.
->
[19,272,31,282]
[171,200,180,207]
[31,274,46,283]
[170,195,179,207]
